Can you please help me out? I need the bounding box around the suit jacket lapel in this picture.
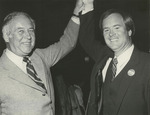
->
[30,54,46,84]
[1,53,46,93]
[114,48,140,115]
[94,55,110,78]
[30,53,52,97]
[31,52,54,109]
[87,55,109,110]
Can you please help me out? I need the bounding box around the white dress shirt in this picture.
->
[102,45,134,82]
[5,48,27,74]
[5,48,48,89]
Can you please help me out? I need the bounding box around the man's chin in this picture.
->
[108,45,118,50]
[22,50,32,56]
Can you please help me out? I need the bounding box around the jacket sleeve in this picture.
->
[79,11,109,62]
[36,19,79,67]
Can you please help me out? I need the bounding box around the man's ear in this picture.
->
[128,30,132,37]
[3,33,9,42]
[2,27,11,42]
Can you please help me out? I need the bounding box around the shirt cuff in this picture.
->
[82,3,94,14]
[71,16,80,25]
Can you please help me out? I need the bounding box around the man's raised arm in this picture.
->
[79,0,109,62]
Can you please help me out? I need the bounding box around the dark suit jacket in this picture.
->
[79,11,150,115]
[0,19,79,115]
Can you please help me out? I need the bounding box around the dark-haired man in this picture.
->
[79,1,150,115]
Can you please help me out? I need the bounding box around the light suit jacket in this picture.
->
[79,11,150,115]
[0,19,79,115]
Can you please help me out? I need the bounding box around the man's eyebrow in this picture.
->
[103,27,109,30]
[16,27,24,30]
[16,27,34,30]
[113,24,121,27]
[14,27,24,31]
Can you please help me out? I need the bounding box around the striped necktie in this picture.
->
[23,57,47,92]
[111,58,118,81]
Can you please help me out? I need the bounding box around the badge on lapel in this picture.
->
[97,69,101,76]
[127,69,135,77]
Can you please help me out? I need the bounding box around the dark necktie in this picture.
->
[111,58,118,81]
[23,57,47,92]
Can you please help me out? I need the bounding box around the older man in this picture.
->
[0,0,91,114]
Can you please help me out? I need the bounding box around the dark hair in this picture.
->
[99,9,135,36]
[2,11,35,31]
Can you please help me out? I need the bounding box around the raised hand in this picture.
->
[82,0,94,14]
[73,0,85,16]
[83,0,94,5]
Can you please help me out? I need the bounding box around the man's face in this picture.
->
[102,13,132,56]
[6,15,35,57]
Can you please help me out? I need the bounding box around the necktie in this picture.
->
[111,58,118,81]
[23,57,47,92]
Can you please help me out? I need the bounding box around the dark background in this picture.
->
[0,0,149,109]
[0,0,149,52]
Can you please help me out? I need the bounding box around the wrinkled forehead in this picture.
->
[6,15,34,31]
[12,15,33,26]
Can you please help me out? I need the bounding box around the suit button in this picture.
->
[42,94,46,96]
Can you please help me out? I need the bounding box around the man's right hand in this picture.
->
[73,0,94,16]
[82,0,94,14]
[83,0,94,5]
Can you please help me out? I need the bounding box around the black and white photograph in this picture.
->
[0,0,149,115]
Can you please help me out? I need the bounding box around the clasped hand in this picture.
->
[73,0,94,15]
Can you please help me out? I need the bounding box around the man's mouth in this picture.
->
[23,42,32,46]
[110,38,118,42]
[23,42,31,45]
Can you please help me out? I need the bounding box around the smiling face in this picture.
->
[4,15,35,57]
[102,13,132,56]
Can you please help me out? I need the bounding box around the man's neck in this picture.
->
[115,43,133,57]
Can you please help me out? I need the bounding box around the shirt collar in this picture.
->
[5,48,24,66]
[115,44,134,65]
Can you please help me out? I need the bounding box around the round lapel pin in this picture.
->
[127,69,135,77]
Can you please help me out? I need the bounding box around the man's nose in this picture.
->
[109,29,116,36]
[26,32,31,39]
